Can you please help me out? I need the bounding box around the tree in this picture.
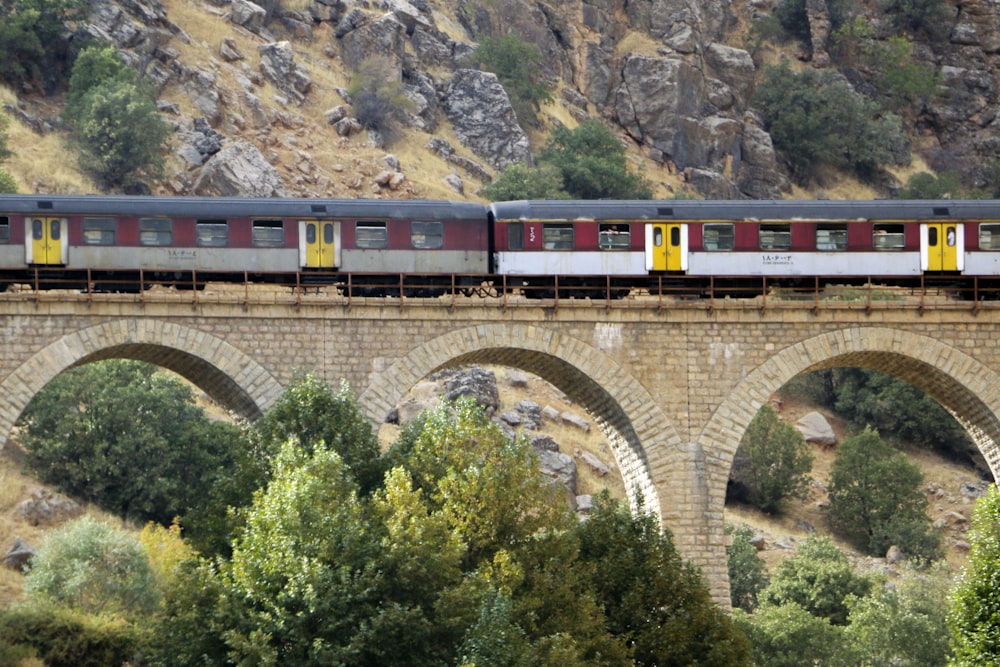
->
[0,0,85,89]
[948,486,1000,665]
[827,427,942,561]
[18,360,245,526]
[754,62,908,182]
[23,517,159,617]
[481,162,568,201]
[468,34,553,125]
[155,394,742,667]
[0,111,16,193]
[537,120,653,199]
[734,602,856,667]
[846,562,953,667]
[64,46,169,188]
[730,405,813,513]
[760,535,873,625]
[727,524,769,611]
[70,75,170,187]
[577,493,751,667]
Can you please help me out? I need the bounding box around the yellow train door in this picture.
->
[29,217,66,265]
[645,223,686,272]
[301,219,337,268]
[922,222,960,271]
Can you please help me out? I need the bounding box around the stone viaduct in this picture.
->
[2,290,1000,606]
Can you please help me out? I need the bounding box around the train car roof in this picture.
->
[487,199,1000,221]
[0,195,488,221]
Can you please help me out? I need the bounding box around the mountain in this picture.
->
[3,0,999,199]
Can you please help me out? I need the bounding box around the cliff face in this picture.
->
[7,0,1000,199]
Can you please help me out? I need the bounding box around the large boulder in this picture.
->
[258,41,312,103]
[795,411,837,447]
[193,140,286,197]
[443,69,531,171]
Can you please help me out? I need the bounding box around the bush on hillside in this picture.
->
[467,34,553,126]
[753,62,909,183]
[734,602,856,667]
[759,535,873,625]
[347,56,414,147]
[0,0,85,90]
[727,524,769,611]
[730,405,814,513]
[0,604,142,667]
[538,120,653,199]
[827,427,942,561]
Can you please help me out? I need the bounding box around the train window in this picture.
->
[759,223,791,250]
[411,221,443,249]
[252,220,285,247]
[873,223,905,250]
[543,223,575,250]
[356,222,387,248]
[508,223,524,250]
[816,223,848,251]
[82,217,116,245]
[599,223,630,250]
[196,220,229,247]
[703,223,734,250]
[139,218,173,246]
[0,217,9,244]
[980,224,1000,250]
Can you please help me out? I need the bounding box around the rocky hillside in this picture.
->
[4,0,1000,198]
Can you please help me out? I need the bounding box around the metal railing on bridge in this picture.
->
[3,269,1000,313]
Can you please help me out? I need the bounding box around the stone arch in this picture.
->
[0,319,284,447]
[358,323,692,530]
[697,326,1000,602]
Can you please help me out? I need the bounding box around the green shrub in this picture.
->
[24,517,160,617]
[468,34,553,125]
[827,427,942,561]
[899,171,968,199]
[727,524,769,611]
[760,535,873,625]
[0,0,85,88]
[754,62,909,183]
[538,120,653,199]
[730,405,813,513]
[0,169,16,193]
[865,35,940,105]
[481,162,567,200]
[846,563,953,667]
[0,604,142,667]
[734,602,856,667]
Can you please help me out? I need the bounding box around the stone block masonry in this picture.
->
[2,297,1000,607]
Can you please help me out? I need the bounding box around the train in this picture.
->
[2,194,999,298]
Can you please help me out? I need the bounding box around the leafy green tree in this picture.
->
[347,56,414,147]
[760,535,873,625]
[65,45,139,121]
[24,517,159,617]
[865,35,940,106]
[0,604,142,667]
[0,112,16,193]
[948,486,1000,665]
[754,62,908,182]
[468,34,553,125]
[881,0,952,40]
[156,393,741,667]
[727,524,769,611]
[0,0,84,88]
[846,562,953,667]
[827,427,942,561]
[481,162,568,200]
[900,171,969,199]
[577,493,751,666]
[18,360,245,526]
[538,120,653,199]
[730,405,813,513]
[70,75,170,187]
[734,602,856,667]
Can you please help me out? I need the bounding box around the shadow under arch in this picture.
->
[358,323,690,526]
[0,319,284,447]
